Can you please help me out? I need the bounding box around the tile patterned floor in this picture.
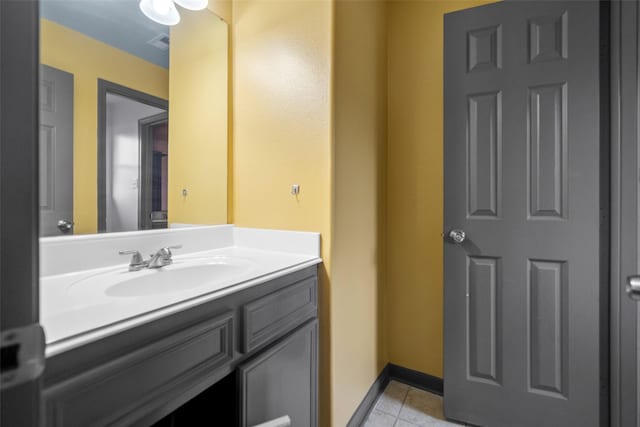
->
[363,380,465,427]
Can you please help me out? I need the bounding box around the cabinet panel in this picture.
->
[239,320,318,427]
[242,275,317,353]
[44,312,233,427]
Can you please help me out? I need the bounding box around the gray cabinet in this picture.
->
[242,276,317,353]
[43,266,319,427]
[239,320,318,427]
[45,313,234,427]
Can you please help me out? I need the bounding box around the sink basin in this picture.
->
[106,262,251,297]
[67,257,257,298]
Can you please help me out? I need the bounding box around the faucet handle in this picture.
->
[163,245,182,257]
[147,245,183,269]
[150,245,182,259]
[119,250,144,265]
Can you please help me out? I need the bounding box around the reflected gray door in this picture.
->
[443,2,606,426]
[39,65,73,236]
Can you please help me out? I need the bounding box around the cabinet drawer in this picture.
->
[44,312,234,427]
[242,275,317,353]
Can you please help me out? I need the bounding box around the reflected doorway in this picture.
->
[98,80,168,233]
[139,112,169,230]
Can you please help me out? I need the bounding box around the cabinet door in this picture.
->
[239,320,317,427]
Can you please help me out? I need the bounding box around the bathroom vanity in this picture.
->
[39,226,321,427]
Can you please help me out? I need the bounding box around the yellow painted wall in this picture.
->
[332,0,387,424]
[208,0,232,23]
[168,10,228,225]
[40,19,169,234]
[231,0,333,424]
[228,0,508,424]
[386,0,498,378]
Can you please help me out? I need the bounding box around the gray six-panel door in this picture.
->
[444,2,606,426]
[39,64,73,236]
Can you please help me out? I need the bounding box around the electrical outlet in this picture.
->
[291,184,300,196]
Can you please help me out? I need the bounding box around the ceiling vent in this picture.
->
[147,34,170,51]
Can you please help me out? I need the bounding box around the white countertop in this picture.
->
[40,226,321,357]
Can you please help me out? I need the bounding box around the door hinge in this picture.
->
[0,324,45,389]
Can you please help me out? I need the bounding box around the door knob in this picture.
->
[627,276,640,301]
[57,219,73,233]
[447,229,466,244]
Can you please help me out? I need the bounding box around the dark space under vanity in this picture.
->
[42,266,319,427]
[151,371,237,426]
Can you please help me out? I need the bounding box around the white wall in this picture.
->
[105,93,165,232]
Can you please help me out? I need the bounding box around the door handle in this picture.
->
[57,219,73,233]
[627,276,640,301]
[445,229,466,244]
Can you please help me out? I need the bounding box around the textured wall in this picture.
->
[231,0,333,424]
[169,11,228,226]
[332,0,388,424]
[386,0,499,378]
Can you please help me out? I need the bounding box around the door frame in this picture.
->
[610,0,636,425]
[138,112,168,230]
[0,0,43,425]
[96,79,168,233]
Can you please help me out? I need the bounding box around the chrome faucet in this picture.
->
[119,245,182,271]
[147,245,182,269]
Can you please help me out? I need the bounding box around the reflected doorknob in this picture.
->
[627,276,640,301]
[57,219,73,233]
[447,229,466,244]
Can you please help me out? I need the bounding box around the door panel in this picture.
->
[39,65,73,236]
[468,91,501,218]
[528,83,567,218]
[528,259,567,397]
[444,2,606,426]
[467,256,500,385]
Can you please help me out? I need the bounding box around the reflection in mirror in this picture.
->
[39,0,228,237]
[98,81,169,233]
[40,64,74,236]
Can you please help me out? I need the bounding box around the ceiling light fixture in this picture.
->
[173,0,208,11]
[139,0,181,26]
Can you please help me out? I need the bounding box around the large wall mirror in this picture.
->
[39,0,228,236]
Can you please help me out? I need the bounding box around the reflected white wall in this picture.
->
[105,93,165,232]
